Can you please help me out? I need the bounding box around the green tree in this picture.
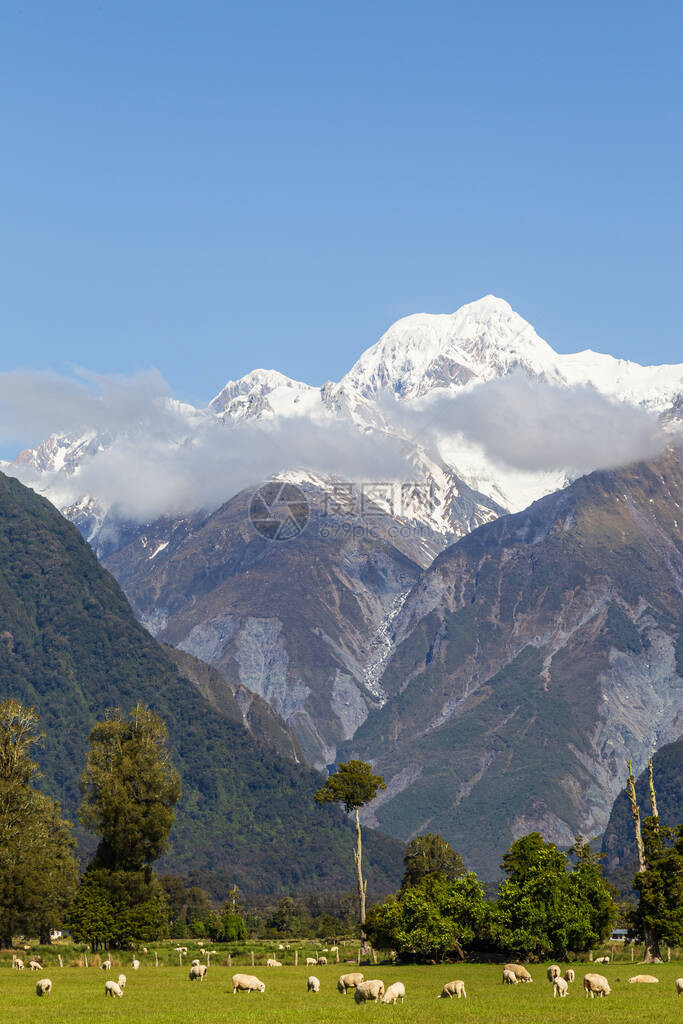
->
[65,874,115,952]
[315,760,386,951]
[493,832,616,959]
[401,833,466,891]
[631,819,683,952]
[367,873,490,961]
[0,700,78,946]
[79,704,181,871]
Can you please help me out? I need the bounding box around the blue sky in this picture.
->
[1,0,681,420]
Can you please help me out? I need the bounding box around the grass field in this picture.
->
[4,960,682,1024]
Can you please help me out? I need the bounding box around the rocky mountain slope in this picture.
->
[0,470,404,898]
[601,737,683,894]
[341,450,683,880]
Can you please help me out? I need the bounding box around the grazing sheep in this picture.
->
[502,969,518,985]
[307,975,320,993]
[594,955,610,964]
[354,979,385,1003]
[232,973,265,994]
[29,960,43,971]
[105,981,124,998]
[118,974,126,990]
[381,982,405,1004]
[583,973,610,998]
[317,956,328,965]
[547,965,561,982]
[101,959,112,971]
[564,969,575,984]
[330,945,339,953]
[504,963,532,983]
[191,958,201,967]
[141,947,148,954]
[266,958,282,967]
[338,972,364,994]
[628,975,659,984]
[305,957,317,966]
[35,979,52,997]
[438,980,466,999]
[12,957,24,970]
[675,978,683,996]
[553,977,568,998]
[131,958,140,970]
[189,964,207,981]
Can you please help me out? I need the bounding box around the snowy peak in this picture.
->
[209,368,318,421]
[341,295,560,399]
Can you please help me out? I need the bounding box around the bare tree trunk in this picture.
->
[354,807,369,954]
[648,760,659,819]
[627,759,661,963]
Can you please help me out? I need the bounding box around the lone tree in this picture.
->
[315,759,385,952]
[0,700,78,946]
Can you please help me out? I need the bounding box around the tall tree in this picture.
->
[626,758,663,961]
[401,833,466,891]
[79,703,181,871]
[315,760,385,951]
[0,700,78,946]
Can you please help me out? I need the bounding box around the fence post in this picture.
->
[58,955,63,968]
[228,953,232,967]
[84,953,88,968]
[250,950,255,967]
[294,950,298,967]
[154,951,158,967]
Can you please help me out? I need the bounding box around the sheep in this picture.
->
[307,975,320,993]
[628,974,659,984]
[504,963,532,983]
[564,969,575,984]
[675,978,683,996]
[105,980,124,998]
[594,955,610,964]
[438,980,466,999]
[330,945,339,953]
[29,960,43,971]
[266,958,282,967]
[547,965,561,982]
[101,959,112,971]
[354,979,385,1003]
[232,973,265,994]
[35,979,52,997]
[118,974,126,990]
[381,981,405,1004]
[131,958,140,970]
[583,973,610,998]
[317,956,327,965]
[191,958,201,967]
[502,969,518,985]
[12,957,24,970]
[338,972,364,994]
[305,957,317,966]
[189,964,207,981]
[553,977,568,998]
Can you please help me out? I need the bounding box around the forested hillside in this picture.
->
[0,472,403,899]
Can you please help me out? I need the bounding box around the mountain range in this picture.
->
[4,295,682,879]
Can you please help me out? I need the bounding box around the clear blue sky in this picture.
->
[1,0,681,411]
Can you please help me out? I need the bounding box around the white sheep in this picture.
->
[354,979,385,1003]
[381,981,405,1004]
[105,980,124,998]
[317,956,327,965]
[35,979,52,997]
[28,960,43,971]
[628,974,659,983]
[232,973,265,994]
[118,974,126,990]
[189,964,207,981]
[191,959,201,967]
[307,975,320,992]
[553,977,568,998]
[305,957,317,966]
[564,969,575,984]
[338,972,364,993]
[594,955,610,964]
[12,957,24,970]
[131,958,140,970]
[502,969,518,985]
[583,973,610,998]
[547,965,561,982]
[101,958,112,971]
[504,963,532,983]
[266,958,282,967]
[438,980,466,999]
[675,978,683,996]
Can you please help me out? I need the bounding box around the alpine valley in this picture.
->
[5,296,683,880]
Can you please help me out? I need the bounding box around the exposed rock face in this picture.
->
[344,451,683,879]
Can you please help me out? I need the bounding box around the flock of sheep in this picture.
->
[12,950,683,1003]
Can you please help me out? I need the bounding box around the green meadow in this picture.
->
[5,960,682,1024]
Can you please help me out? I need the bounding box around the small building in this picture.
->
[610,928,628,942]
